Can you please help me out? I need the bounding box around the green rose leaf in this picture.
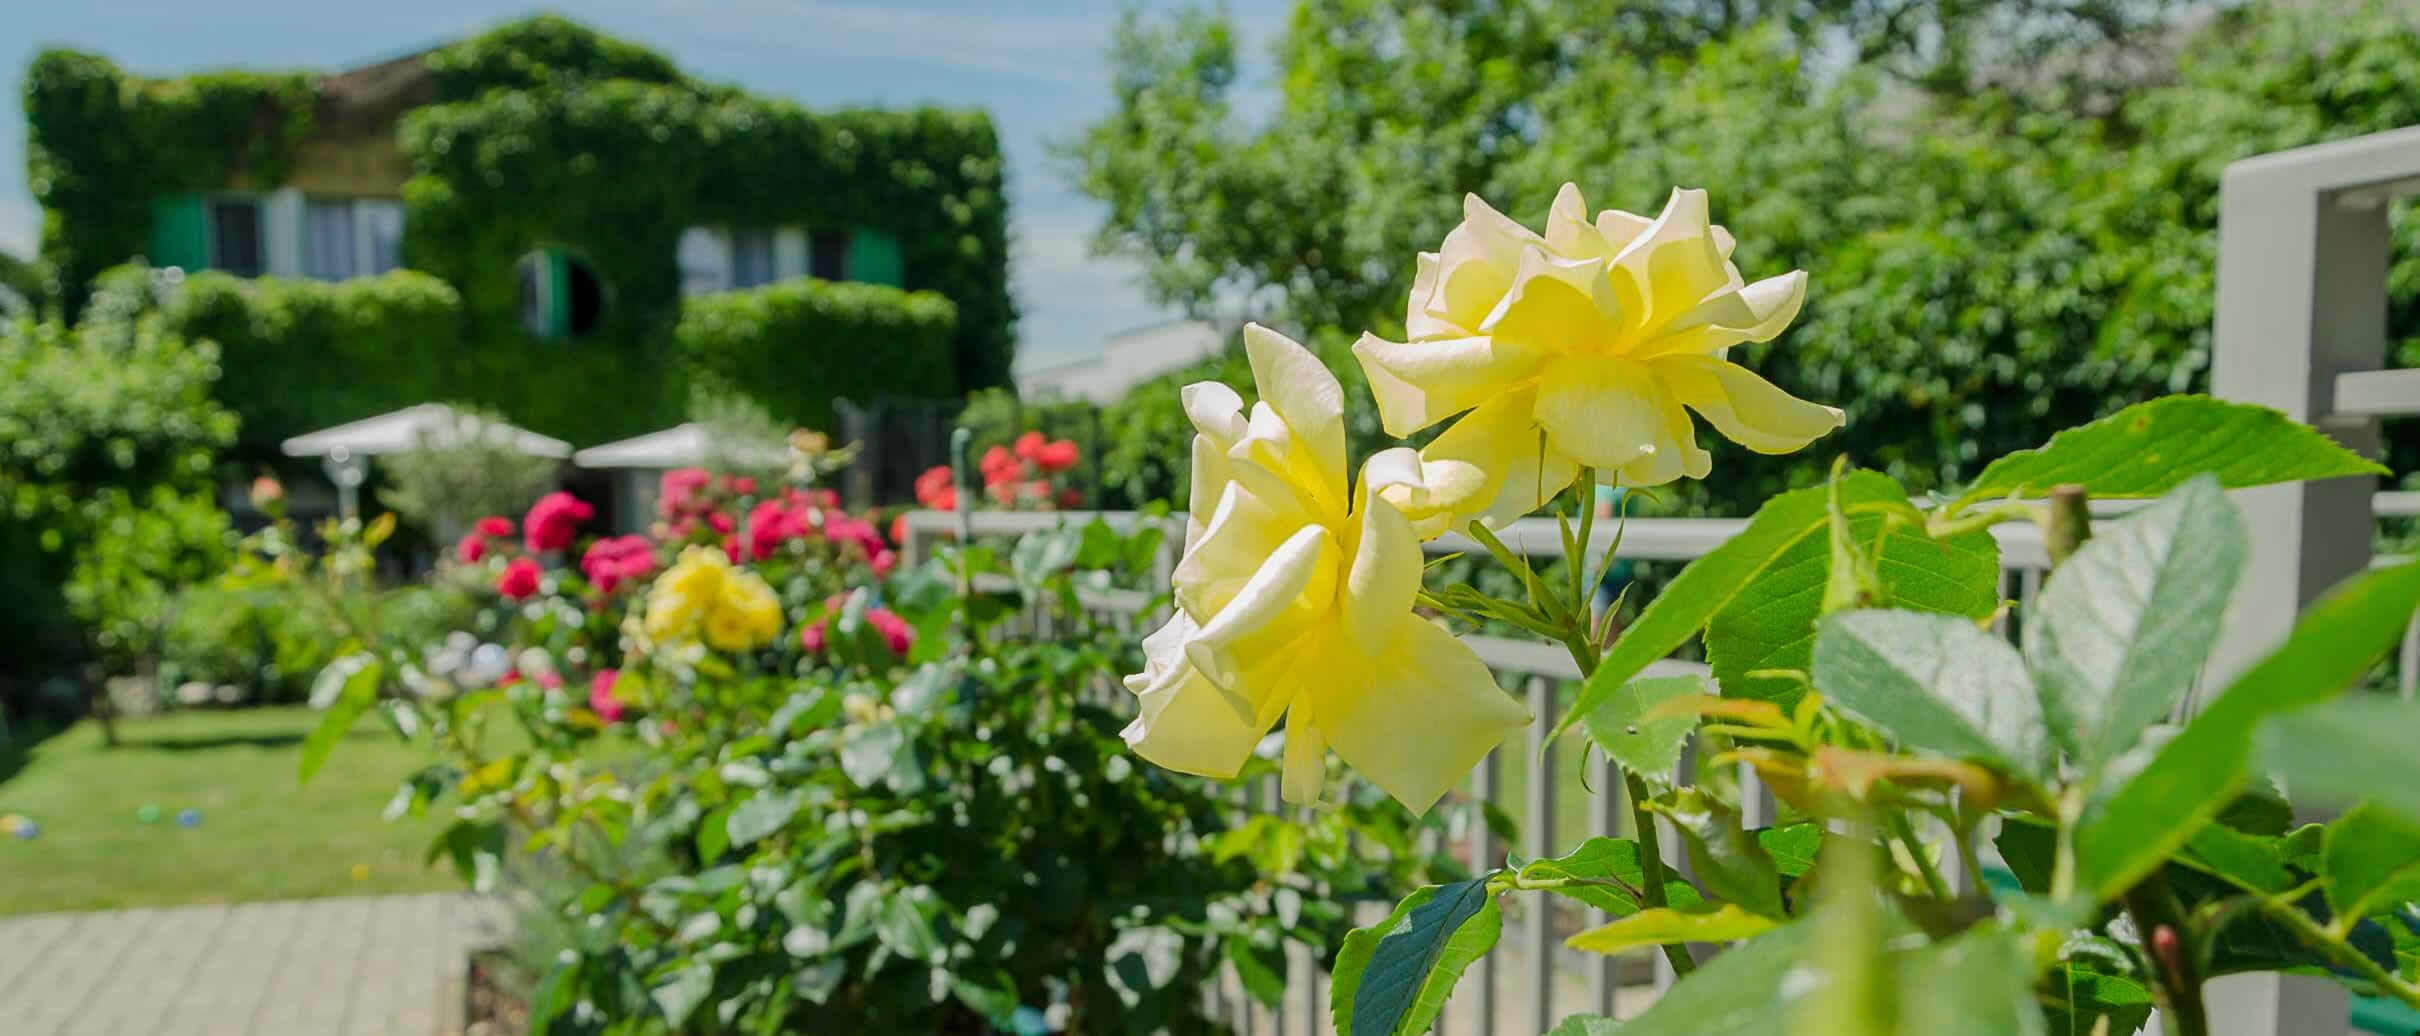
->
[1956,395,2383,505]
[648,960,714,1028]
[1566,904,1776,956]
[873,885,947,966]
[2259,696,2420,823]
[299,653,383,783]
[2078,560,2420,897]
[1666,791,1785,919]
[1814,609,2048,778]
[1581,674,1705,792]
[2042,960,2154,1036]
[2326,804,2420,921]
[2025,476,2242,778]
[1706,500,2000,708]
[1559,470,1993,737]
[1226,937,1288,1009]
[1545,1015,1622,1036]
[1759,823,1825,880]
[1515,836,1705,917]
[725,788,801,849]
[1333,877,1501,1036]
[840,721,904,789]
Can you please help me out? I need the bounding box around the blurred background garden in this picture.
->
[6,0,2420,1033]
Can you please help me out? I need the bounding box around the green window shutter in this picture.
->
[544,249,572,339]
[846,228,904,287]
[148,194,211,271]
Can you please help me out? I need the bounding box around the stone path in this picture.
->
[0,893,511,1036]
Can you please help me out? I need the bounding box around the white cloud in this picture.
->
[0,200,38,261]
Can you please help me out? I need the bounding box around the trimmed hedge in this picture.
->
[161,269,460,458]
[676,279,958,430]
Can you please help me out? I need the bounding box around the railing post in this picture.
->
[2199,128,2420,1036]
[1523,677,1557,1035]
[1467,744,1501,1036]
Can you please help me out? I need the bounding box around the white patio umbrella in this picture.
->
[573,423,788,533]
[281,403,572,519]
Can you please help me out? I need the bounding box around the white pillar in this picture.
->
[2208,125,2420,1036]
[261,187,305,277]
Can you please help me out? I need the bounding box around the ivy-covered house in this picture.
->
[23,15,1013,456]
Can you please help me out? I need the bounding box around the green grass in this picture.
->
[0,706,464,915]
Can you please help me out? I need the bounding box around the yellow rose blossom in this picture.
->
[1121,324,1530,813]
[643,546,783,652]
[1353,183,1844,530]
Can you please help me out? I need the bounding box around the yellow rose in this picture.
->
[1354,184,1843,529]
[643,547,782,651]
[1121,325,1529,813]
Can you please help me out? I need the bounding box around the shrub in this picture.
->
[0,293,236,684]
[676,278,959,430]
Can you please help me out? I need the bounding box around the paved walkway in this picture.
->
[0,893,511,1036]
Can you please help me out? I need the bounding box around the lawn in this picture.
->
[0,706,464,915]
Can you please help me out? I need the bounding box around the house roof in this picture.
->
[313,49,439,137]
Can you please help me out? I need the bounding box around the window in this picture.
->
[731,228,777,289]
[209,198,264,276]
[809,230,849,281]
[678,227,730,296]
[517,248,606,340]
[303,200,357,280]
[358,200,404,275]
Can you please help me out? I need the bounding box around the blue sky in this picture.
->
[1,0,1288,369]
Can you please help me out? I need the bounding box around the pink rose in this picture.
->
[456,530,489,564]
[497,558,541,600]
[523,492,593,553]
[867,608,914,656]
[658,468,713,518]
[580,535,658,593]
[589,670,625,723]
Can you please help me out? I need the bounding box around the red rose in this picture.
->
[580,535,657,593]
[589,670,625,723]
[1057,487,1084,510]
[1035,439,1080,474]
[456,530,489,564]
[872,549,897,578]
[706,511,735,535]
[721,536,740,563]
[889,513,911,548]
[867,608,914,655]
[798,620,826,654]
[914,465,958,510]
[523,492,593,553]
[1012,430,1047,462]
[730,476,757,496]
[475,516,516,539]
[497,558,541,599]
[745,498,812,561]
[981,445,1019,486]
[658,468,713,518]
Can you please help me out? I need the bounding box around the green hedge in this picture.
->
[676,279,958,430]
[160,269,460,458]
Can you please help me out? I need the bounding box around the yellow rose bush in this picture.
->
[1353,183,1844,529]
[1121,324,1530,812]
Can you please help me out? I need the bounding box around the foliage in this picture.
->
[674,278,959,432]
[21,49,315,315]
[26,14,1014,445]
[62,486,234,674]
[0,288,236,682]
[375,405,565,544]
[155,267,464,460]
[162,580,478,705]
[1329,395,2420,1035]
[1072,0,2420,515]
